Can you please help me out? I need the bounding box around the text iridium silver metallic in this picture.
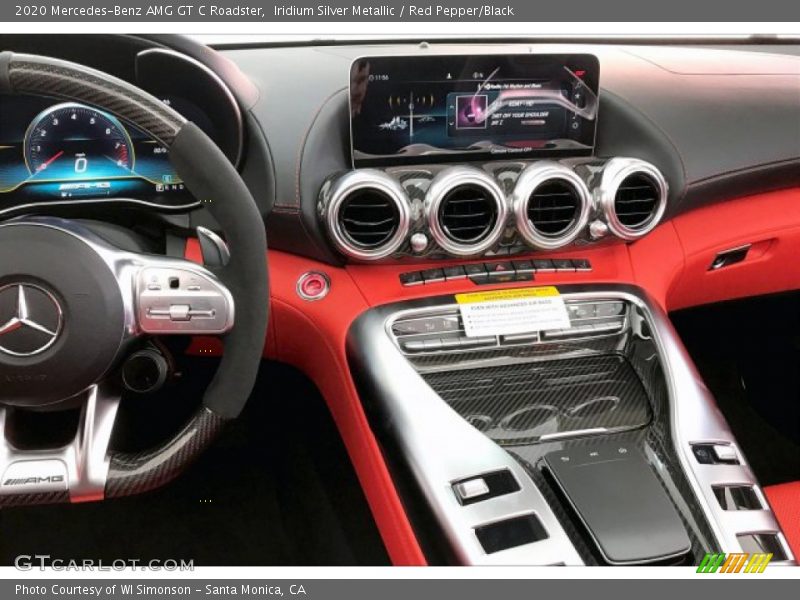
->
[346,285,795,565]
[319,157,668,261]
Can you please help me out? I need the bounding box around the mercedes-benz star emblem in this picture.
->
[0,284,63,357]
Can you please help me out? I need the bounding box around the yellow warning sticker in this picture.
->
[455,286,570,338]
[455,286,561,305]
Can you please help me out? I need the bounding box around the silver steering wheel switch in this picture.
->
[137,265,234,334]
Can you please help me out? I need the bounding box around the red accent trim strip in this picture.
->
[184,237,204,265]
[765,482,800,559]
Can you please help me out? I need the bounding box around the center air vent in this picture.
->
[513,163,591,250]
[528,180,581,236]
[614,173,659,229]
[339,189,399,249]
[599,158,668,241]
[426,167,507,256]
[321,169,410,260]
[439,184,497,244]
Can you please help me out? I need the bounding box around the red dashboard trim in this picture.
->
[187,186,800,565]
[765,482,800,559]
[668,188,800,311]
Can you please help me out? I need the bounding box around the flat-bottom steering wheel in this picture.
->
[0,52,268,506]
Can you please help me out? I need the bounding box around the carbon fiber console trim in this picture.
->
[425,354,651,445]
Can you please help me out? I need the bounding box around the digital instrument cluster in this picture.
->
[0,95,192,212]
[350,53,600,167]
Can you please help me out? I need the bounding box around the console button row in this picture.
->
[399,258,592,287]
[400,334,496,353]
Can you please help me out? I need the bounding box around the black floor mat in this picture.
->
[671,293,800,487]
[0,360,389,566]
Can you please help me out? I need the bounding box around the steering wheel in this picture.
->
[0,52,268,507]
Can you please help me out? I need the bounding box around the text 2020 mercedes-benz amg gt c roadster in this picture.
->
[0,33,798,567]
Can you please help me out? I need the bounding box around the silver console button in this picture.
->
[454,477,490,501]
[712,444,739,463]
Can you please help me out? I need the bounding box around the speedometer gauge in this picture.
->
[24,102,134,180]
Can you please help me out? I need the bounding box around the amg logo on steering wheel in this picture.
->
[2,475,65,487]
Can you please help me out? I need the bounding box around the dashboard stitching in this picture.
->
[686,156,800,185]
[292,86,347,210]
[598,88,689,202]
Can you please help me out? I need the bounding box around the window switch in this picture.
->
[452,470,521,505]
[453,478,490,502]
[692,443,740,465]
[712,444,739,464]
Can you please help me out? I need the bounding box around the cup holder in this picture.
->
[499,405,560,432]
[565,396,621,419]
[465,414,493,432]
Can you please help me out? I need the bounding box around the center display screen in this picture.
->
[350,53,600,167]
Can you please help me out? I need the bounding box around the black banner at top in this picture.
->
[3,0,800,22]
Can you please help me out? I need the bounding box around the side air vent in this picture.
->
[339,189,399,248]
[513,162,591,250]
[598,158,668,241]
[426,167,507,256]
[614,173,660,229]
[320,170,410,260]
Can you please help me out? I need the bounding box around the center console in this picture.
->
[346,285,795,565]
[335,52,794,566]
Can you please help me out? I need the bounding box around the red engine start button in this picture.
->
[297,271,330,301]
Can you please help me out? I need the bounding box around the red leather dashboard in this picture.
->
[188,186,800,565]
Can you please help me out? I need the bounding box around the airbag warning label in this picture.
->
[455,287,571,337]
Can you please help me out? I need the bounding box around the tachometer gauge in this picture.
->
[24,102,134,180]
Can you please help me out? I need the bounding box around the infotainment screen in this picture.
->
[350,54,600,167]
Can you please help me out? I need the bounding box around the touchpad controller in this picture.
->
[544,443,692,565]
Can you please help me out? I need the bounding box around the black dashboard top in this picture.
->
[227,42,800,206]
[217,41,800,263]
[0,36,798,266]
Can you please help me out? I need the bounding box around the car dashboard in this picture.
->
[0,33,798,568]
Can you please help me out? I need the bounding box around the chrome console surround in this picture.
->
[349,303,583,565]
[348,284,795,565]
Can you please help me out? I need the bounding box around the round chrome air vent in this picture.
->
[512,162,591,250]
[321,169,410,260]
[597,158,668,241]
[425,167,507,256]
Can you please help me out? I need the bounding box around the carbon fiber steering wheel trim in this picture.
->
[0,51,185,147]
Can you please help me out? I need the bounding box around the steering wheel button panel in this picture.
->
[137,266,233,334]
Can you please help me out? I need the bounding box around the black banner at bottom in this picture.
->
[2,579,798,600]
